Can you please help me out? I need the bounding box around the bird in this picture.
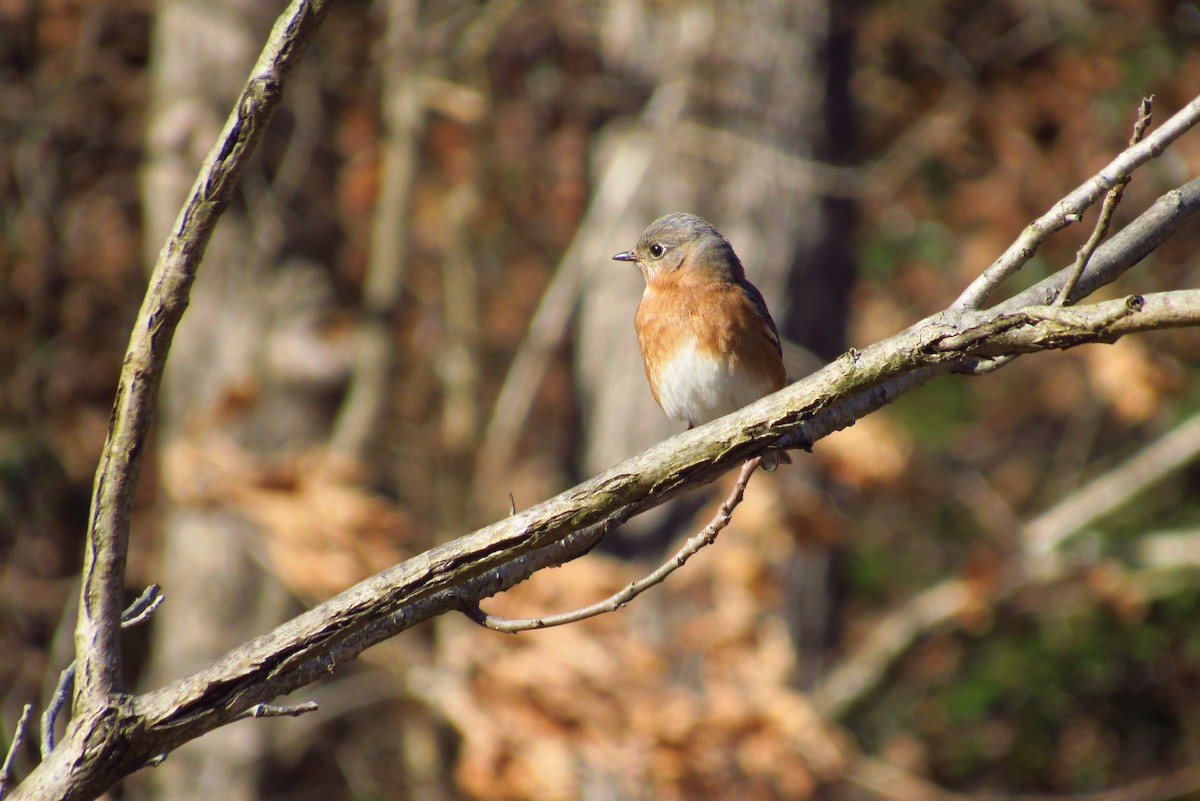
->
[613,212,791,470]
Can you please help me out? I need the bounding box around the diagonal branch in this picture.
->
[116,288,1200,749]
[21,159,1200,801]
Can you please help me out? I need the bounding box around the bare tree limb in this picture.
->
[18,196,1200,801]
[73,0,333,718]
[774,170,1200,450]
[11,3,333,800]
[467,457,762,632]
[24,278,1200,800]
[952,94,1200,310]
[0,705,33,801]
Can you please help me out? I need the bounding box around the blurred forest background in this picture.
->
[5,0,1200,799]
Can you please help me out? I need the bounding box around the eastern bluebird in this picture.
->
[613,212,791,469]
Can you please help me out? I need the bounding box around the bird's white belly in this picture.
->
[655,339,774,427]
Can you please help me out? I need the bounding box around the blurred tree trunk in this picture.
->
[576,0,855,683]
[136,1,311,798]
[781,0,858,687]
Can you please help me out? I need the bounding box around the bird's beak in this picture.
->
[612,251,637,262]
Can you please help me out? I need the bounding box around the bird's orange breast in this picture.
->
[634,278,785,425]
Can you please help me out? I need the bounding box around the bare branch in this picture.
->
[468,457,762,632]
[13,20,1200,798]
[943,291,1200,355]
[952,94,1200,310]
[71,0,334,716]
[120,585,164,629]
[38,668,72,760]
[0,705,33,801]
[21,281,1200,801]
[1056,96,1154,306]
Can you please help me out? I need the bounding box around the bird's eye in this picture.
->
[649,243,665,258]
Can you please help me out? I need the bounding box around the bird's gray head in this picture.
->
[612,212,745,284]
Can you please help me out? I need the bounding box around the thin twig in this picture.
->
[38,667,72,759]
[467,457,762,632]
[0,705,33,801]
[232,702,319,721]
[953,94,1200,310]
[1056,97,1155,305]
[120,584,163,629]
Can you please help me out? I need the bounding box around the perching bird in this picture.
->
[613,212,790,469]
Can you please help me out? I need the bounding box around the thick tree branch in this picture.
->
[41,586,165,757]
[21,274,1200,800]
[13,3,333,801]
